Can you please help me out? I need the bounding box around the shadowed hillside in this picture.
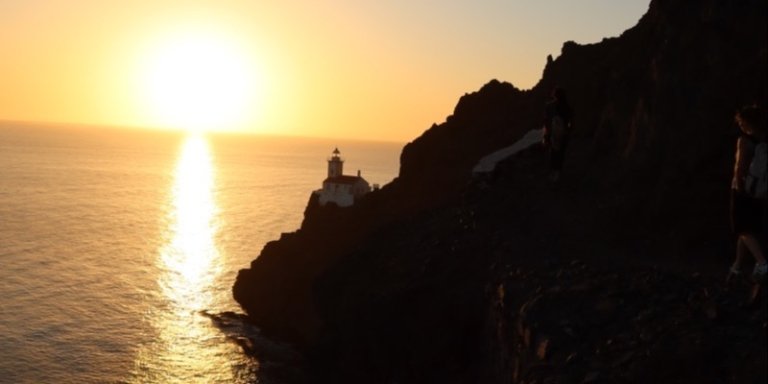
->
[233,0,767,382]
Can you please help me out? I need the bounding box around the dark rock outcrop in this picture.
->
[233,0,767,382]
[491,261,766,384]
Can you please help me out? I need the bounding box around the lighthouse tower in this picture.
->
[328,147,344,178]
[315,147,371,207]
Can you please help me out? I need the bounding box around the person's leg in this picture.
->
[728,237,748,283]
[741,234,766,264]
[740,234,767,281]
[549,137,568,182]
[735,238,749,267]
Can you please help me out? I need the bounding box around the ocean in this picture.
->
[0,123,402,383]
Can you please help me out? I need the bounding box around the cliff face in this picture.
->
[233,0,766,382]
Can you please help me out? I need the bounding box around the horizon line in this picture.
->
[0,118,408,145]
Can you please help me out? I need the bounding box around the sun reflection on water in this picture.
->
[161,134,219,306]
[130,135,255,383]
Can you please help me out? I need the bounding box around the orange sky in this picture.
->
[0,1,649,141]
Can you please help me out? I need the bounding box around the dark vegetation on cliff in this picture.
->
[233,0,767,382]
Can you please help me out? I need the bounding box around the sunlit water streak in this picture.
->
[0,123,402,383]
[130,135,256,383]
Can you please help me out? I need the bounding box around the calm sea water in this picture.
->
[0,123,402,383]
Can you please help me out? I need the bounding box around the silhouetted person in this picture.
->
[542,87,573,182]
[728,105,768,284]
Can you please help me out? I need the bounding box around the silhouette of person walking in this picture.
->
[542,87,573,182]
[728,105,768,284]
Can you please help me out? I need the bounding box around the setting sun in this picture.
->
[139,31,262,132]
[0,1,649,141]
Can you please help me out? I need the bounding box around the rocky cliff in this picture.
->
[233,0,767,382]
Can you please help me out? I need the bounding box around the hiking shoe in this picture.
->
[753,263,767,283]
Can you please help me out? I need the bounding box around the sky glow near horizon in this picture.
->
[0,0,649,141]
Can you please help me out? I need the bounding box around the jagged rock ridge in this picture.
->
[233,0,767,382]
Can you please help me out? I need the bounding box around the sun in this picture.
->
[140,31,261,132]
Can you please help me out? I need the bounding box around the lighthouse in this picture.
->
[328,147,343,178]
[314,148,371,207]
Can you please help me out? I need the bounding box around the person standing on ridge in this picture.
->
[727,104,768,284]
[542,87,574,182]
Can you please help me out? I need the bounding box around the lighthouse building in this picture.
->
[315,148,371,207]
